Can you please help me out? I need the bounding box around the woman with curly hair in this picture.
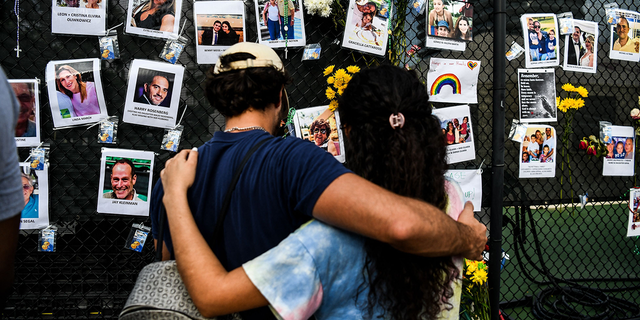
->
[161,65,467,319]
[55,65,100,116]
[131,0,175,32]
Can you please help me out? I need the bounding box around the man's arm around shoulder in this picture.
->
[312,173,486,260]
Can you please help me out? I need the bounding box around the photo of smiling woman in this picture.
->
[126,0,182,39]
[55,64,100,117]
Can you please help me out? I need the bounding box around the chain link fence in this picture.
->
[1,0,639,318]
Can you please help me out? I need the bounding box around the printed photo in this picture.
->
[46,58,108,128]
[97,148,155,216]
[627,188,640,237]
[126,0,182,40]
[293,105,346,163]
[9,80,41,147]
[517,68,557,122]
[195,1,245,64]
[342,0,390,56]
[519,125,556,178]
[603,126,634,176]
[123,59,184,129]
[609,10,640,62]
[521,14,560,68]
[563,20,598,74]
[427,0,473,41]
[51,0,107,35]
[255,0,306,48]
[433,105,476,164]
[19,162,49,230]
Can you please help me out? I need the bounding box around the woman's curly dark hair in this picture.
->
[338,65,457,320]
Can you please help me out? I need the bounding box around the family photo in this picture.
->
[342,0,389,56]
[433,105,476,164]
[521,14,559,68]
[604,136,634,159]
[521,127,556,163]
[427,0,473,41]
[441,116,472,145]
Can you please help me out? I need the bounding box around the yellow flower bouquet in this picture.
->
[460,259,490,320]
[323,65,360,111]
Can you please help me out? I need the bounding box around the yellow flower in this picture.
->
[326,87,336,100]
[562,83,576,92]
[575,86,589,98]
[337,88,344,96]
[572,98,585,109]
[327,77,335,85]
[323,65,335,76]
[334,68,348,80]
[471,268,488,285]
[343,74,352,84]
[329,100,339,111]
[465,260,478,275]
[556,96,561,107]
[346,65,360,73]
[334,78,345,89]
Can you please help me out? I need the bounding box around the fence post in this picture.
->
[490,0,507,319]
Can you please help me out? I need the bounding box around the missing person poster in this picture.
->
[602,126,634,176]
[256,0,307,49]
[519,125,556,178]
[125,0,183,40]
[520,13,560,69]
[195,1,246,64]
[19,162,49,230]
[427,58,480,104]
[433,105,475,164]
[608,9,640,62]
[342,0,390,56]
[627,188,640,237]
[445,169,482,212]
[563,19,599,73]
[97,148,155,216]
[9,79,41,147]
[51,0,107,36]
[123,59,184,129]
[518,68,557,122]
[293,105,346,163]
[45,58,108,128]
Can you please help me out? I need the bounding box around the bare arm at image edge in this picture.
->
[312,173,487,260]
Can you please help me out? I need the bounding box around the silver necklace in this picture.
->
[224,126,267,133]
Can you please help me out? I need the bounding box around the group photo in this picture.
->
[427,0,473,41]
[441,116,472,145]
[521,127,555,163]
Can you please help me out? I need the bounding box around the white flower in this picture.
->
[631,108,640,119]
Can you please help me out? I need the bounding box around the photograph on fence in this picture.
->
[520,13,559,69]
[9,79,40,147]
[563,19,598,73]
[427,0,473,41]
[603,126,634,176]
[427,58,480,104]
[517,68,557,122]
[627,188,640,237]
[126,0,182,40]
[123,59,184,129]
[293,105,346,163]
[195,1,245,64]
[19,162,49,230]
[342,0,390,56]
[255,0,306,48]
[97,148,155,216]
[445,169,482,211]
[433,104,475,164]
[46,58,108,128]
[519,125,556,178]
[51,0,106,36]
[609,9,640,62]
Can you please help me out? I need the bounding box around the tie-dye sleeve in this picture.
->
[242,233,323,320]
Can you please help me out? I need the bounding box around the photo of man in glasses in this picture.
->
[309,118,338,156]
[10,82,36,138]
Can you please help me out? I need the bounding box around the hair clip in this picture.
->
[389,113,405,129]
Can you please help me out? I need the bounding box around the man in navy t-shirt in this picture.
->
[151,42,487,319]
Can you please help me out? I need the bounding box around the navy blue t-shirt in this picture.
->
[150,130,350,317]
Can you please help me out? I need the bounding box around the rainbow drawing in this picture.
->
[430,73,461,96]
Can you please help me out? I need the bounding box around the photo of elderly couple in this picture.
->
[440,116,472,145]
[427,0,473,41]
